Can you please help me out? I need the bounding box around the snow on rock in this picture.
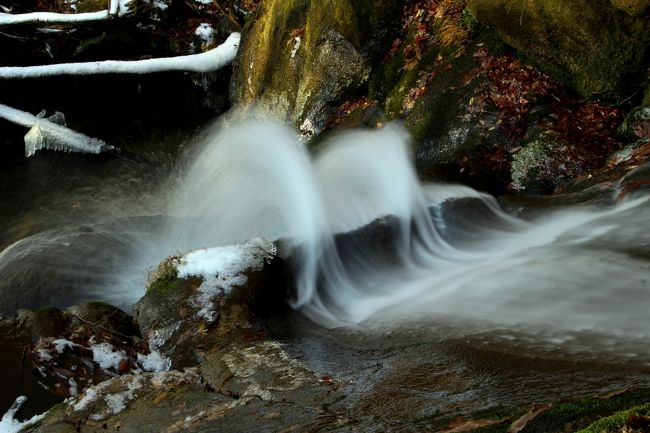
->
[177,238,276,281]
[195,23,215,46]
[195,0,213,4]
[91,342,127,370]
[52,338,78,353]
[177,238,276,322]
[137,350,171,373]
[71,375,146,420]
[0,32,240,79]
[0,397,46,433]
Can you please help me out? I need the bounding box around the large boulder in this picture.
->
[466,0,650,99]
[230,0,402,137]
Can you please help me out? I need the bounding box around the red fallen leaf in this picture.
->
[437,416,506,433]
[118,358,131,373]
[507,404,553,433]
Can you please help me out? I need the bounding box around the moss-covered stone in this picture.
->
[466,0,650,99]
[230,0,402,134]
[510,132,562,193]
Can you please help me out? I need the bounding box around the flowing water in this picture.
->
[1,119,650,418]
[166,120,650,361]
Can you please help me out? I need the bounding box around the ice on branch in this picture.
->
[0,0,135,27]
[0,103,110,157]
[0,32,241,79]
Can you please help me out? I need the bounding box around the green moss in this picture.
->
[578,403,650,433]
[146,257,180,294]
[461,8,478,31]
[522,389,650,433]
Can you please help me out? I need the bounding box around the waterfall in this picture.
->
[165,120,650,348]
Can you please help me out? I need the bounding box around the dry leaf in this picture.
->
[507,404,553,433]
[437,416,506,433]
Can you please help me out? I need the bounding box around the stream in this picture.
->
[1,118,649,423]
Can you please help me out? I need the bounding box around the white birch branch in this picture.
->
[0,0,134,27]
[0,32,241,79]
[0,103,110,157]
[0,10,110,26]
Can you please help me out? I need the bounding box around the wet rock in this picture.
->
[403,43,515,193]
[21,339,339,433]
[0,301,147,419]
[230,0,402,136]
[66,301,137,338]
[199,339,316,400]
[466,0,650,99]
[22,370,224,433]
[16,307,68,343]
[133,238,280,368]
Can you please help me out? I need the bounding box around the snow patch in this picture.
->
[91,342,126,370]
[69,378,78,397]
[72,380,110,411]
[178,238,276,322]
[195,0,212,4]
[52,338,77,353]
[0,397,46,433]
[195,23,214,46]
[35,348,52,362]
[137,350,171,373]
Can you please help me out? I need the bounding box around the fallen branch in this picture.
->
[0,32,241,79]
[0,103,110,157]
[0,0,134,27]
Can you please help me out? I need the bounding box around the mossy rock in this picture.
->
[420,388,650,433]
[230,0,402,134]
[466,0,650,99]
[510,132,563,194]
